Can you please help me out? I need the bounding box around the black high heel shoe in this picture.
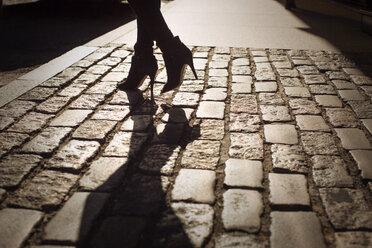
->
[119,53,158,100]
[160,36,198,93]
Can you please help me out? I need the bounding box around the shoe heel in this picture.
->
[187,57,198,80]
[149,71,156,102]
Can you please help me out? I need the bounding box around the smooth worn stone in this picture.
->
[110,90,142,105]
[338,89,365,101]
[350,75,372,85]
[191,119,225,140]
[271,144,308,173]
[202,88,227,101]
[87,65,111,75]
[224,159,263,188]
[255,68,276,81]
[47,140,100,171]
[7,112,53,133]
[104,132,148,157]
[273,61,292,69]
[254,56,269,63]
[102,72,126,82]
[260,105,291,122]
[284,87,311,98]
[58,83,87,97]
[276,68,299,77]
[121,115,152,132]
[0,116,14,131]
[280,77,303,87]
[172,92,200,107]
[348,101,372,118]
[49,109,92,127]
[72,120,116,140]
[209,69,228,77]
[325,108,359,127]
[69,94,105,110]
[41,76,70,88]
[269,173,310,206]
[295,115,330,131]
[319,188,372,230]
[194,51,209,58]
[36,96,71,114]
[181,140,221,170]
[113,174,165,216]
[44,192,110,244]
[172,169,216,204]
[230,95,258,113]
[309,84,336,95]
[0,208,43,248]
[297,65,319,74]
[170,202,214,248]
[0,100,36,118]
[292,59,313,66]
[231,65,251,75]
[92,105,131,121]
[73,72,101,86]
[315,95,343,107]
[251,50,266,56]
[264,124,298,144]
[80,157,128,191]
[57,67,84,80]
[229,113,260,132]
[98,57,121,66]
[193,58,208,70]
[258,93,285,105]
[207,77,228,88]
[229,132,263,160]
[361,86,372,98]
[22,127,72,154]
[153,123,184,144]
[162,108,194,123]
[326,71,348,80]
[215,233,266,248]
[0,154,42,188]
[270,211,326,248]
[362,119,372,134]
[19,87,57,101]
[111,49,131,58]
[222,189,263,232]
[255,81,277,92]
[7,170,78,210]
[232,58,250,66]
[179,82,204,93]
[86,81,117,96]
[289,99,321,115]
[0,132,29,155]
[196,101,225,119]
[92,217,146,248]
[312,155,353,187]
[332,80,356,89]
[301,132,338,155]
[335,232,372,248]
[209,61,228,69]
[335,128,371,150]
[139,144,181,175]
[212,54,230,61]
[350,150,372,179]
[303,75,326,85]
[231,83,252,94]
[232,75,253,84]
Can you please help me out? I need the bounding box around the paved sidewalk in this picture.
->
[0,42,372,247]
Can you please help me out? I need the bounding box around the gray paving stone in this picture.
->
[212,54,230,61]
[58,83,87,97]
[342,67,364,75]
[309,84,336,95]
[264,124,298,144]
[0,189,5,201]
[86,81,117,96]
[350,150,372,180]
[0,116,15,131]
[312,155,353,187]
[92,105,131,121]
[297,65,319,74]
[196,101,225,119]
[80,157,128,191]
[229,113,260,133]
[172,169,216,204]
[49,109,92,127]
[304,76,327,87]
[255,68,276,81]
[258,93,285,105]
[229,132,263,160]
[251,50,266,56]
[73,72,101,86]
[339,90,365,101]
[72,120,116,140]
[273,61,292,69]
[170,202,214,248]
[335,232,372,248]
[270,211,326,248]
[47,140,100,171]
[222,189,263,232]
[69,94,105,110]
[269,173,310,206]
[101,72,126,82]
[110,49,131,58]
[121,115,152,132]
[162,108,194,123]
[7,170,78,210]
[172,92,200,107]
[254,81,277,92]
[181,140,220,170]
[231,65,251,75]
[284,87,311,98]
[293,59,313,66]
[18,87,57,101]
[231,83,252,94]
[319,188,372,230]
[260,105,291,122]
[139,144,181,176]
[335,128,371,150]
[110,90,142,106]
[40,76,71,88]
[232,76,253,84]
[295,115,330,131]
[87,65,111,75]
[215,233,266,248]
[316,61,340,71]
[332,80,356,89]
[254,56,269,63]
[326,71,348,80]
[0,132,29,155]
[209,69,229,77]
[0,208,43,248]
[191,119,225,140]
[232,58,250,66]
[276,68,299,78]
[98,57,121,67]
[271,144,308,173]
[0,154,42,188]
[207,77,228,88]
[7,112,54,133]
[44,192,110,244]
[153,123,184,144]
[280,77,303,87]
[362,119,372,134]
[36,96,71,114]
[348,101,372,118]
[22,127,72,154]
[315,95,343,107]
[202,88,227,101]
[289,99,321,115]
[104,132,148,157]
[325,108,359,127]
[179,81,205,92]
[350,75,372,85]
[224,159,263,188]
[0,100,36,118]
[301,132,338,155]
[230,95,258,113]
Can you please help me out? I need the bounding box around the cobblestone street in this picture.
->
[0,43,372,247]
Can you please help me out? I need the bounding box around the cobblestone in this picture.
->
[196,101,225,119]
[72,120,116,140]
[350,75,372,85]
[207,77,228,88]
[139,144,180,175]
[315,95,343,107]
[215,233,265,248]
[260,105,291,122]
[224,159,263,188]
[335,232,372,248]
[50,109,92,127]
[181,140,220,169]
[58,83,87,98]
[254,81,277,92]
[7,112,54,133]
[121,114,152,132]
[104,132,148,157]
[339,90,365,101]
[301,132,338,155]
[69,94,105,109]
[0,132,29,156]
[325,108,359,127]
[36,96,71,113]
[230,94,258,113]
[264,124,298,144]
[0,100,36,118]
[289,99,321,114]
[309,84,336,95]
[332,80,356,89]
[191,119,225,140]
[281,77,302,87]
[92,105,131,121]
[362,119,372,133]
[350,150,372,179]
[229,113,260,132]
[295,115,330,131]
[335,128,371,150]
[172,92,200,107]
[284,87,311,98]
[202,88,227,101]
[258,93,285,105]
[271,144,308,173]
[18,87,57,101]
[0,116,14,131]
[229,132,263,160]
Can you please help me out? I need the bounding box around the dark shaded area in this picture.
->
[0,0,135,70]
